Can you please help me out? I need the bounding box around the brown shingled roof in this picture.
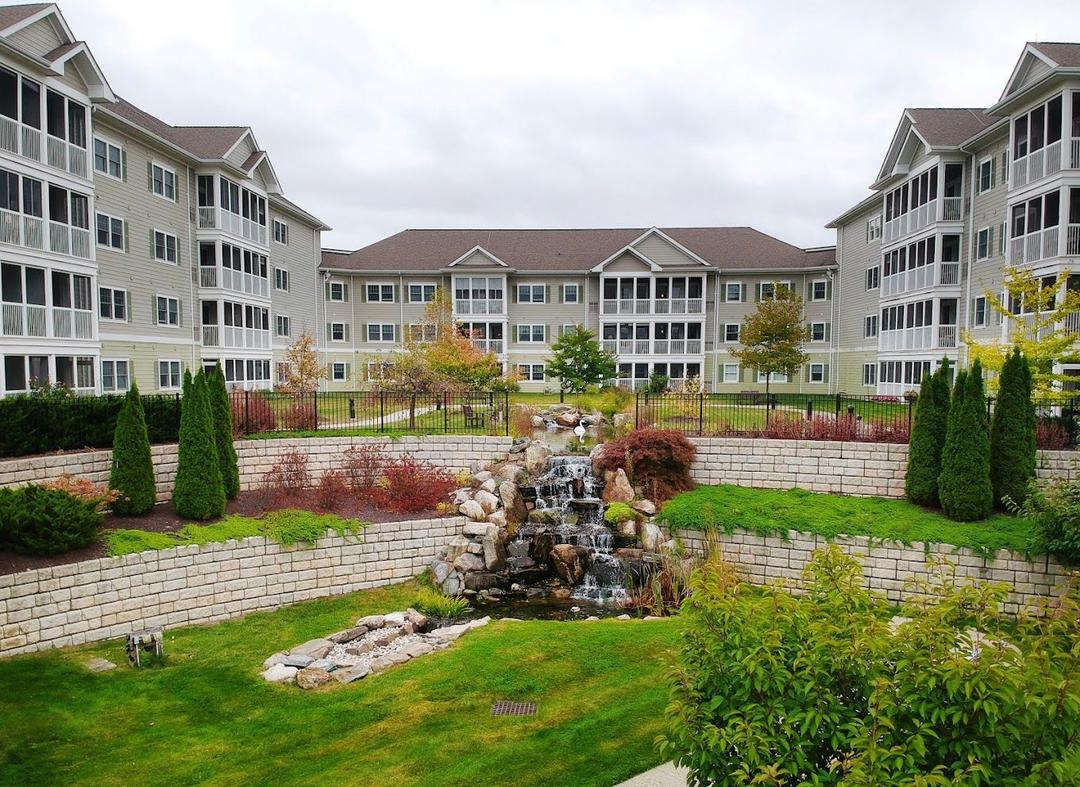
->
[106,97,248,160]
[1030,42,1080,68]
[43,41,80,62]
[906,108,999,147]
[321,228,834,273]
[0,3,48,31]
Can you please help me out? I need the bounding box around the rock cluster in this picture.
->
[260,609,491,687]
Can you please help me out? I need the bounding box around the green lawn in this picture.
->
[0,582,679,787]
[659,484,1034,556]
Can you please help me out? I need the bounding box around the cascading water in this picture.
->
[520,455,628,603]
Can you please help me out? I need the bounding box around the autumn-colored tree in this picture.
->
[964,267,1080,401]
[279,330,322,394]
[729,285,810,399]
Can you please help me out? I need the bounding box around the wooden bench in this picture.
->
[736,390,766,406]
[462,404,486,429]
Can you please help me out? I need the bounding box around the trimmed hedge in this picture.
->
[172,371,226,520]
[990,348,1037,508]
[108,382,157,516]
[0,393,181,458]
[939,360,994,522]
[0,485,103,555]
[904,358,951,506]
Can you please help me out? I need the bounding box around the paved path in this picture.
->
[616,762,688,786]
[343,404,439,428]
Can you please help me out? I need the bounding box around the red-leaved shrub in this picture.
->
[262,449,310,506]
[281,402,317,432]
[231,391,278,436]
[314,469,350,512]
[1037,419,1071,450]
[342,443,390,492]
[372,456,455,513]
[863,420,910,444]
[594,427,696,503]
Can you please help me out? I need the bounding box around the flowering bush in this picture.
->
[372,456,456,513]
[1036,418,1072,450]
[594,427,696,503]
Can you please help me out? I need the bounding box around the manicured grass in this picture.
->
[103,511,367,557]
[659,484,1035,556]
[0,582,678,786]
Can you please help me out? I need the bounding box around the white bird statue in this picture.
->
[574,422,586,443]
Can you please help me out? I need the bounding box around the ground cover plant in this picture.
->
[663,547,1080,785]
[0,582,678,787]
[658,484,1033,556]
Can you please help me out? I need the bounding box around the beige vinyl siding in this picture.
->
[6,18,64,59]
[633,233,706,268]
[966,133,1010,346]
[225,134,256,170]
[98,340,199,394]
[833,201,883,391]
[268,208,319,351]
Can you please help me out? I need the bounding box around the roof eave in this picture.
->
[988,67,1080,115]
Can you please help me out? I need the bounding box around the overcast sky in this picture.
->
[59,0,1080,250]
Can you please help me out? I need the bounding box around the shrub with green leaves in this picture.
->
[109,382,156,516]
[1016,477,1080,565]
[662,545,1080,785]
[0,485,103,555]
[413,586,470,619]
[208,366,240,500]
[172,370,225,520]
[991,348,1037,508]
[905,358,950,506]
[938,361,993,521]
[603,501,638,525]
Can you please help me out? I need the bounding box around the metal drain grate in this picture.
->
[491,700,537,717]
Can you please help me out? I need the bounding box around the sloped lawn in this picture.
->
[0,581,678,787]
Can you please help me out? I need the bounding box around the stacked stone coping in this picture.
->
[677,527,1071,616]
[687,438,1079,499]
[0,435,515,500]
[0,516,464,658]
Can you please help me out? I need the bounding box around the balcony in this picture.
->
[197,206,268,246]
[1010,225,1060,266]
[600,297,705,316]
[1012,139,1065,189]
[471,338,503,354]
[942,196,962,221]
[44,135,88,179]
[880,261,961,298]
[51,307,94,339]
[879,325,957,352]
[1063,312,1080,336]
[602,338,703,355]
[454,299,504,316]
[1068,224,1080,256]
[1,303,45,337]
[198,265,270,298]
[0,209,44,251]
[201,325,271,350]
[883,198,938,244]
[0,115,42,164]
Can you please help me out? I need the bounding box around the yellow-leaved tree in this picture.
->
[279,331,322,394]
[963,267,1080,401]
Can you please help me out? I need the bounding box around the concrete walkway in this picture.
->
[616,762,688,786]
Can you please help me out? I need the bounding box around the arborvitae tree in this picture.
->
[990,348,1037,508]
[172,370,225,520]
[208,365,240,500]
[108,382,156,515]
[905,358,952,506]
[938,360,994,522]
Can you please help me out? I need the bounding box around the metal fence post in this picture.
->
[379,390,385,433]
[835,392,841,420]
[313,389,319,432]
[444,391,449,433]
[698,392,704,436]
[635,392,640,429]
[807,399,813,421]
[244,389,250,434]
[504,389,510,435]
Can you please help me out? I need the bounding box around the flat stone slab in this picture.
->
[333,665,370,684]
[328,626,368,644]
[85,657,116,673]
[283,654,314,669]
[262,664,298,684]
[308,659,337,672]
[369,650,411,674]
[262,652,288,669]
[355,615,385,629]
[289,638,333,659]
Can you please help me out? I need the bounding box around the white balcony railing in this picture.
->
[1012,139,1064,188]
[209,266,270,298]
[199,266,217,287]
[220,325,271,350]
[471,339,503,354]
[942,196,962,221]
[937,325,958,348]
[1010,225,1060,265]
[602,338,704,355]
[938,261,960,286]
[1064,312,1080,335]
[1067,224,1080,256]
[881,263,939,297]
[1,303,46,337]
[201,325,220,347]
[1072,138,1080,169]
[454,299,504,315]
[600,297,705,315]
[51,307,94,339]
[68,145,87,178]
[879,325,934,351]
[197,206,269,246]
[0,116,38,162]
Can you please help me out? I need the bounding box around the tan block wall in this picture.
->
[0,516,462,658]
[677,528,1071,616]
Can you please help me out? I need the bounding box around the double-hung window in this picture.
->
[153,230,177,264]
[93,138,122,179]
[99,287,127,321]
[517,324,546,343]
[156,295,179,326]
[864,314,878,338]
[158,360,182,390]
[275,314,290,337]
[865,265,880,290]
[517,284,545,303]
[724,323,740,343]
[367,323,395,342]
[408,283,437,303]
[272,219,288,244]
[96,213,123,250]
[976,157,994,193]
[274,267,290,291]
[562,283,580,303]
[367,283,394,302]
[976,227,991,260]
[101,359,130,392]
[810,280,828,301]
[151,162,176,200]
[516,363,545,381]
[724,282,743,301]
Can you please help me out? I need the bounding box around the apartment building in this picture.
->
[0,3,327,397]
[320,227,837,393]
[830,42,1080,396]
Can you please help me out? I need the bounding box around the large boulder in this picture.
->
[524,441,552,475]
[482,527,506,571]
[487,510,507,528]
[554,411,580,427]
[499,481,528,525]
[445,535,471,562]
[549,543,593,584]
[290,638,333,660]
[499,464,528,484]
[640,522,664,552]
[296,667,333,690]
[441,570,464,596]
[474,490,500,514]
[472,470,494,487]
[453,552,485,573]
[262,664,299,683]
[603,469,634,504]
[632,499,657,516]
[615,519,637,539]
[459,499,486,521]
[527,508,561,525]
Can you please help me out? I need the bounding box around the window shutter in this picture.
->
[754,284,760,302]
[149,228,155,257]
[806,281,813,300]
[345,363,351,380]
[826,279,832,300]
[510,324,516,343]
[177,299,183,327]
[121,150,127,182]
[146,161,153,192]
[325,323,332,342]
[125,290,131,322]
[825,323,831,342]
[361,323,367,342]
[558,285,564,304]
[174,175,179,203]
[545,285,552,304]
[824,365,830,384]
[805,365,811,383]
[342,283,350,302]
[719,284,726,303]
[545,325,552,343]
[343,323,351,342]
[1001,151,1008,184]
[741,286,747,303]
[122,220,129,252]
[324,281,331,301]
[511,286,518,304]
[988,225,995,252]
[325,364,332,380]
[393,284,399,303]
[150,296,157,325]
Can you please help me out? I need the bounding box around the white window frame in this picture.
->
[725,282,743,302]
[274,267,290,292]
[158,359,182,390]
[331,362,348,381]
[722,363,739,383]
[864,314,878,338]
[562,283,580,304]
[976,157,994,194]
[862,362,877,387]
[408,282,438,303]
[758,281,791,300]
[757,370,788,383]
[275,314,290,337]
[93,136,122,180]
[865,265,880,291]
[408,323,437,342]
[972,296,988,327]
[156,295,179,327]
[724,323,740,343]
[95,211,123,251]
[329,322,347,342]
[328,281,347,302]
[517,283,546,303]
[809,322,827,342]
[272,218,289,245]
[976,226,990,260]
[517,324,546,343]
[516,363,545,382]
[999,221,1007,256]
[866,215,882,242]
[150,161,176,200]
[100,358,130,393]
[367,323,395,343]
[99,286,127,321]
[366,282,395,302]
[810,279,828,301]
[808,363,825,383]
[153,229,178,264]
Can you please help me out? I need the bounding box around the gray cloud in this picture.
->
[61,0,1080,249]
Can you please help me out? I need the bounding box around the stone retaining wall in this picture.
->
[688,438,1078,498]
[677,527,1070,615]
[0,435,514,499]
[0,516,462,658]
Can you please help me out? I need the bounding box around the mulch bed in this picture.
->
[0,489,442,576]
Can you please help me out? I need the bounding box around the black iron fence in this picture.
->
[636,392,1080,448]
[229,389,511,437]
